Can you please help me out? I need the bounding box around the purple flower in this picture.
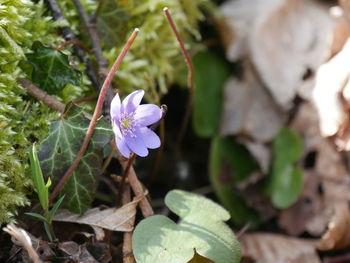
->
[110,90,162,158]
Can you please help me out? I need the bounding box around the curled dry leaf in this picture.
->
[3,223,42,263]
[318,202,350,251]
[240,233,320,263]
[220,64,284,142]
[53,193,145,232]
[220,0,336,109]
[313,39,350,137]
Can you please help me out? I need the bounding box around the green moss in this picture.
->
[0,0,61,224]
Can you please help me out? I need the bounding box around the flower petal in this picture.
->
[121,90,144,113]
[137,127,160,149]
[110,93,121,121]
[134,104,162,126]
[125,134,149,157]
[115,136,131,158]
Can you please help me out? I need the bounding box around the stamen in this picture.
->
[119,112,139,137]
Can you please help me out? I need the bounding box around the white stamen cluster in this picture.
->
[119,112,139,137]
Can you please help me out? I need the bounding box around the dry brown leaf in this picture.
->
[220,64,284,142]
[53,194,145,232]
[220,0,336,109]
[313,38,350,137]
[278,172,324,236]
[240,233,320,263]
[318,202,350,250]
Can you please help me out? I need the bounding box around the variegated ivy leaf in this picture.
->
[38,103,113,213]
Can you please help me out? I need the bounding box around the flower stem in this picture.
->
[50,28,140,203]
[116,153,137,206]
[163,7,194,148]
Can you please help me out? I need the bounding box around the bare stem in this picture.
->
[56,40,91,53]
[17,78,65,113]
[163,7,194,147]
[50,29,140,203]
[117,153,137,206]
[122,185,135,263]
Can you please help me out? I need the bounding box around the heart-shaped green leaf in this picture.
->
[26,41,82,94]
[38,103,113,213]
[132,189,241,263]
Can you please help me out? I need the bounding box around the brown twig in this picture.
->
[122,185,136,263]
[72,0,113,117]
[50,29,140,203]
[71,96,97,104]
[17,78,65,113]
[117,153,137,206]
[56,40,91,53]
[324,253,350,263]
[163,7,194,147]
[44,0,99,90]
[102,140,116,171]
[119,157,154,218]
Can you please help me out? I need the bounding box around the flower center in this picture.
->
[119,112,138,137]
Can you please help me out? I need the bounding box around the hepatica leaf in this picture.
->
[209,137,260,228]
[38,103,113,213]
[266,128,304,209]
[26,41,82,94]
[193,51,230,138]
[132,190,241,263]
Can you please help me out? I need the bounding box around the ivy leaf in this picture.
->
[265,128,304,209]
[209,136,260,227]
[26,41,82,94]
[38,103,113,213]
[132,190,241,263]
[193,52,230,137]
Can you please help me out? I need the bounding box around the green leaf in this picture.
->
[193,51,230,137]
[44,222,53,242]
[209,137,260,227]
[29,144,49,212]
[48,195,65,222]
[38,103,113,213]
[26,41,82,94]
[25,212,47,222]
[266,128,304,209]
[133,190,241,263]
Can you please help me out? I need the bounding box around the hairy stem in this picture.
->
[50,29,139,203]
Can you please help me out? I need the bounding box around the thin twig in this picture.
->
[117,153,137,206]
[50,29,140,203]
[56,40,91,53]
[236,222,251,239]
[72,0,113,117]
[122,185,136,263]
[119,156,154,218]
[17,78,65,113]
[71,96,97,104]
[102,140,116,171]
[44,0,99,90]
[163,7,194,147]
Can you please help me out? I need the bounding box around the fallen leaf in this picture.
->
[220,65,284,142]
[313,38,350,137]
[58,242,101,263]
[53,194,145,232]
[240,233,320,263]
[318,202,350,250]
[220,0,336,109]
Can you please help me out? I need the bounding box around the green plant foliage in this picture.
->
[25,41,82,94]
[193,51,230,137]
[265,128,304,209]
[209,137,260,228]
[133,189,241,263]
[59,0,211,101]
[38,103,113,213]
[0,0,62,225]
